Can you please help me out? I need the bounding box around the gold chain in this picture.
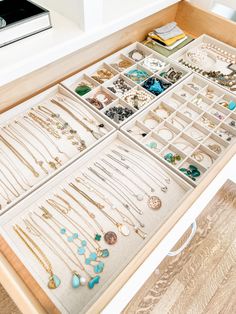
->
[13,225,53,276]
[0,134,39,177]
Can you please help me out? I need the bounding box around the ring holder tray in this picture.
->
[121,74,236,186]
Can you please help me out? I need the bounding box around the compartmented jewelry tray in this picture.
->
[62,42,190,128]
[0,85,114,214]
[170,34,236,94]
[121,74,236,186]
[0,131,192,314]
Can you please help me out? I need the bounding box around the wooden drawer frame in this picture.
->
[0,1,236,314]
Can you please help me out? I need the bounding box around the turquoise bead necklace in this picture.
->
[31,212,100,289]
[46,196,110,257]
[62,188,105,240]
[36,210,102,288]
[24,217,87,289]
[40,206,108,267]
[47,195,103,242]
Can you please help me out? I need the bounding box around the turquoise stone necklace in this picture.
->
[24,217,85,289]
[47,196,103,243]
[34,212,101,289]
[39,206,105,274]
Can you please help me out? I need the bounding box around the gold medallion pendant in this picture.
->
[148,196,162,210]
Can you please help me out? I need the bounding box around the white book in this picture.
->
[0,0,52,47]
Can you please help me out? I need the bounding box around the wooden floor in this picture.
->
[0,283,21,314]
[124,180,236,314]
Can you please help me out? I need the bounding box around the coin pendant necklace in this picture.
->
[69,182,129,240]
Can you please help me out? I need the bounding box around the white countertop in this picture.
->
[0,0,180,87]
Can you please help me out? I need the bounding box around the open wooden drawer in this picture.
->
[0,1,236,314]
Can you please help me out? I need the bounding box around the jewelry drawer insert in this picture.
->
[121,74,236,186]
[0,85,114,214]
[0,132,192,314]
[62,42,190,128]
[170,34,236,94]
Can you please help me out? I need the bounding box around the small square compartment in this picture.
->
[224,112,236,129]
[161,144,186,167]
[175,85,196,101]
[66,73,99,97]
[124,64,152,84]
[109,54,135,72]
[125,121,151,141]
[214,123,236,142]
[153,102,175,120]
[178,158,206,183]
[186,75,208,92]
[203,134,229,155]
[89,63,117,84]
[191,146,217,169]
[141,54,167,72]
[164,93,186,110]
[197,113,220,131]
[142,132,166,153]
[140,111,163,130]
[217,95,236,112]
[167,112,190,131]
[173,134,197,155]
[201,85,222,102]
[181,102,203,120]
[123,42,152,62]
[102,99,135,125]
[191,94,213,111]
[85,86,117,110]
[104,75,135,97]
[209,104,228,121]
[122,86,154,110]
[155,122,179,142]
[159,64,186,84]
[186,122,210,142]
[142,74,172,97]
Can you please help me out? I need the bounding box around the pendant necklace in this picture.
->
[70,182,130,238]
[113,148,169,191]
[52,97,106,140]
[39,207,106,274]
[13,224,61,289]
[22,116,69,159]
[76,176,147,239]
[94,162,145,202]
[33,212,101,288]
[101,158,161,210]
[24,217,88,289]
[83,171,145,228]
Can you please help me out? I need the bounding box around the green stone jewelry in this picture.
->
[180,165,201,181]
[75,85,92,96]
[164,153,181,165]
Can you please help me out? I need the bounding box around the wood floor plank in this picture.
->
[123,180,236,314]
[204,263,236,314]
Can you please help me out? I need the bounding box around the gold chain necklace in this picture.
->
[0,134,39,177]
[13,224,61,289]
